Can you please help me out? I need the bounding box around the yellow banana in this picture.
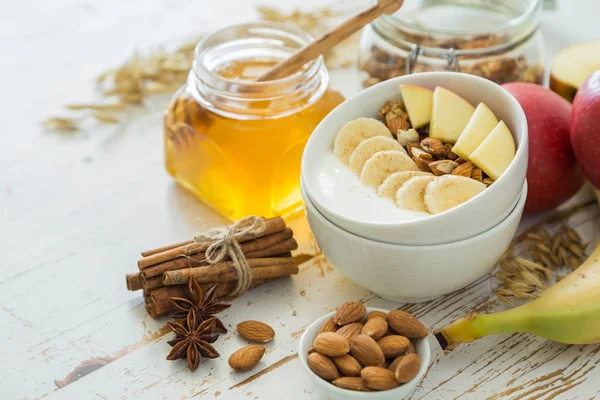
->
[435,192,600,349]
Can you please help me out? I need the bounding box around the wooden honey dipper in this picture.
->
[257,0,404,82]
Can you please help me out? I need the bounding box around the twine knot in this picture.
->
[192,216,266,295]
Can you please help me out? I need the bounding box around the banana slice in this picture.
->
[360,150,420,188]
[395,176,437,212]
[349,136,405,174]
[333,117,393,165]
[377,171,433,199]
[424,175,486,214]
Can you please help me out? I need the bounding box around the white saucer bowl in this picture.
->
[301,72,528,246]
[302,180,527,303]
[299,307,431,400]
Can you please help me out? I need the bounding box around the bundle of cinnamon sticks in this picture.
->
[126,217,299,317]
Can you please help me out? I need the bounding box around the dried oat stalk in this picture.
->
[44,41,198,132]
[493,200,596,305]
[45,3,362,132]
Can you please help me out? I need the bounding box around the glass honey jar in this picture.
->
[164,23,344,220]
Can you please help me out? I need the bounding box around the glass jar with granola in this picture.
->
[359,0,544,87]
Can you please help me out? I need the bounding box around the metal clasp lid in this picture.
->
[405,44,460,74]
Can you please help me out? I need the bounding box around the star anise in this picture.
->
[170,280,231,332]
[166,312,220,371]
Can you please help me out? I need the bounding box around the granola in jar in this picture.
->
[359,0,544,87]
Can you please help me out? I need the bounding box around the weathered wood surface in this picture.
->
[2,0,600,399]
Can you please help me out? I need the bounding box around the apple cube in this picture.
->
[469,120,515,180]
[550,40,600,102]
[430,87,475,143]
[452,103,499,160]
[399,85,433,129]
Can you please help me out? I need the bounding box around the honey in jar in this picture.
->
[164,23,344,220]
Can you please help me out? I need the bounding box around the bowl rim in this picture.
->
[302,179,527,250]
[301,71,528,230]
[298,307,432,398]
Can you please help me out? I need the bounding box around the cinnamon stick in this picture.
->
[244,238,298,258]
[145,303,158,318]
[141,240,192,257]
[141,275,163,291]
[140,217,284,257]
[148,278,279,316]
[141,230,296,278]
[162,257,297,285]
[137,217,286,269]
[198,264,298,284]
[126,273,142,291]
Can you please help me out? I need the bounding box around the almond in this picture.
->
[336,322,363,343]
[308,352,340,380]
[471,167,483,182]
[387,310,428,339]
[445,143,458,160]
[334,302,366,325]
[237,320,275,343]
[313,332,350,357]
[407,340,416,354]
[228,345,265,372]
[386,114,410,134]
[407,143,423,157]
[452,161,473,177]
[350,334,385,366]
[377,335,410,358]
[393,353,421,383]
[366,311,388,321]
[332,377,371,392]
[429,160,459,175]
[362,317,388,340]
[397,128,420,147]
[332,355,362,377]
[318,317,338,334]
[361,366,400,390]
[413,153,433,172]
[388,355,403,372]
[421,137,447,158]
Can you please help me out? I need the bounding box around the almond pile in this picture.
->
[307,302,427,392]
[228,320,276,372]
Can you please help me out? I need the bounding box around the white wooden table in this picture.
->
[2,1,600,399]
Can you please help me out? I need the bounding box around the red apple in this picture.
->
[503,82,585,213]
[571,70,600,189]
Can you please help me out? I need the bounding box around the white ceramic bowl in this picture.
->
[302,180,526,303]
[299,307,431,400]
[301,72,528,245]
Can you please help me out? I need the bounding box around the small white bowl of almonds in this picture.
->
[299,303,430,400]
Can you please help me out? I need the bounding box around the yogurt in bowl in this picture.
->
[301,72,528,245]
[316,154,430,224]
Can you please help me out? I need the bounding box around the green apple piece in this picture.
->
[430,87,475,143]
[452,103,499,160]
[399,85,434,129]
[469,120,516,180]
